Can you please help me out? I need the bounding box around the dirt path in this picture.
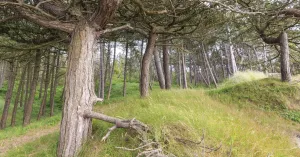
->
[0,125,59,156]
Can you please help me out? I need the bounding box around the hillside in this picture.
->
[3,79,300,156]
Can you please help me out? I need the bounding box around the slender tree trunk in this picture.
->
[38,54,51,120]
[50,52,60,116]
[279,31,292,82]
[107,40,116,100]
[140,30,157,97]
[23,51,42,126]
[229,42,238,74]
[181,53,188,89]
[178,52,182,88]
[11,66,26,126]
[19,67,26,107]
[39,63,45,99]
[0,61,7,89]
[123,39,129,97]
[104,42,111,85]
[162,37,171,89]
[99,41,105,99]
[0,61,17,129]
[203,44,218,88]
[139,39,144,81]
[153,47,165,89]
[57,22,99,157]
[24,63,32,106]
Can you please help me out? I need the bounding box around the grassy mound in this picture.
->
[6,89,300,157]
[221,71,267,87]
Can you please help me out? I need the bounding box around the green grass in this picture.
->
[6,88,300,157]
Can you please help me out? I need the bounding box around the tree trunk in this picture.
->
[0,61,17,129]
[279,31,292,82]
[203,44,218,88]
[123,39,129,97]
[162,38,171,89]
[39,62,45,99]
[11,66,26,126]
[0,61,7,89]
[50,52,60,116]
[140,30,157,97]
[181,53,188,89]
[177,51,182,88]
[153,47,165,89]
[229,43,238,74]
[98,41,105,99]
[24,63,32,106]
[23,51,42,126]
[139,39,144,81]
[104,42,111,85]
[107,40,116,100]
[57,22,100,156]
[38,54,51,120]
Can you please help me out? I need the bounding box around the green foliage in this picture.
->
[281,110,300,123]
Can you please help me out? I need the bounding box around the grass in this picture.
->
[6,88,300,156]
[4,75,300,156]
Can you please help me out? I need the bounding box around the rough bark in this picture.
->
[0,61,17,129]
[38,62,45,99]
[140,30,157,97]
[162,38,171,89]
[107,40,117,100]
[11,66,26,126]
[37,54,51,120]
[23,51,42,126]
[279,32,292,82]
[57,22,100,157]
[50,52,60,116]
[153,47,165,89]
[123,39,129,97]
[24,63,32,106]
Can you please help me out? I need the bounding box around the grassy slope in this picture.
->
[5,84,300,157]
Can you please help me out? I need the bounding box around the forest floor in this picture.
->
[0,124,59,156]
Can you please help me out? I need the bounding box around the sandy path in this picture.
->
[0,125,59,156]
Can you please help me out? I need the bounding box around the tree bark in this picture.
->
[162,38,171,89]
[279,31,292,82]
[98,41,105,99]
[0,61,17,129]
[140,30,157,97]
[50,52,60,116]
[38,53,51,120]
[23,51,42,126]
[153,47,165,89]
[107,40,117,100]
[57,22,101,157]
[181,53,188,89]
[177,51,182,88]
[24,63,32,106]
[104,42,111,85]
[123,39,129,97]
[11,66,26,126]
[0,61,7,89]
[38,62,45,99]
[203,44,218,88]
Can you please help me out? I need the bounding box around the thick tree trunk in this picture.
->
[153,47,165,89]
[23,51,42,126]
[11,66,26,126]
[162,38,171,89]
[123,39,129,97]
[57,22,100,157]
[107,40,116,100]
[140,30,157,97]
[50,52,60,116]
[0,61,17,129]
[279,31,292,82]
[37,54,51,120]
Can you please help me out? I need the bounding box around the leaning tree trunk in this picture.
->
[279,31,292,82]
[140,30,157,97]
[11,66,26,126]
[162,38,171,89]
[153,47,165,89]
[0,61,17,129]
[23,51,42,126]
[57,22,100,157]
